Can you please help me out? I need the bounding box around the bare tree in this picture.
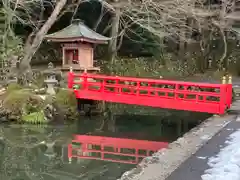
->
[117,0,239,70]
[19,0,68,72]
[5,0,240,74]
[5,0,86,74]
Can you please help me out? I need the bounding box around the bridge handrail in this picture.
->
[85,82,221,96]
[73,135,168,150]
[71,72,223,88]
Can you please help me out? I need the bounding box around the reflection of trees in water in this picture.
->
[0,111,169,180]
[0,122,131,180]
[0,124,77,180]
[76,110,116,135]
[1,124,76,147]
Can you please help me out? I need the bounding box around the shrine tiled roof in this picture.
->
[45,19,110,44]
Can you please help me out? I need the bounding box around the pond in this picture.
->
[0,107,210,180]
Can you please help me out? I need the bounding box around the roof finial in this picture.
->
[72,19,84,25]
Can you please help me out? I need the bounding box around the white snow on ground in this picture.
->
[236,116,240,122]
[201,129,240,180]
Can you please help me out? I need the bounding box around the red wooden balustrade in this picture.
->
[68,135,168,164]
[68,72,232,114]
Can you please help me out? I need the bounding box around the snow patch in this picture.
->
[201,129,240,180]
[197,156,207,160]
[201,135,211,140]
[236,116,240,122]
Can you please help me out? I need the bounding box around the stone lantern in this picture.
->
[44,62,58,95]
[39,140,57,159]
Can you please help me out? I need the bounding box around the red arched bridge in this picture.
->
[68,72,233,114]
[68,135,168,164]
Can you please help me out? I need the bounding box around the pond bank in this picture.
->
[0,84,79,124]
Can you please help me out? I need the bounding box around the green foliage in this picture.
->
[165,54,198,77]
[4,90,33,114]
[55,89,78,120]
[73,84,81,89]
[21,111,46,124]
[101,56,184,78]
[6,83,23,94]
[55,89,77,107]
[3,89,44,119]
[34,74,45,89]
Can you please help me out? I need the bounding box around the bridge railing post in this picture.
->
[219,75,233,114]
[68,67,74,89]
[174,84,179,100]
[82,69,88,90]
[68,144,72,163]
[136,81,140,96]
[226,75,233,108]
[101,144,104,159]
[101,78,105,92]
[219,76,227,114]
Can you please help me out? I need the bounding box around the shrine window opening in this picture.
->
[72,49,79,64]
[64,48,79,65]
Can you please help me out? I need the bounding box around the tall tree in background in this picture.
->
[3,0,240,74]
[19,0,68,72]
[0,0,24,69]
[122,0,240,71]
[3,0,85,73]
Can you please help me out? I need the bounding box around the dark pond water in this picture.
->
[0,106,210,180]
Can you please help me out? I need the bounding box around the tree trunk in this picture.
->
[219,29,227,71]
[178,36,185,58]
[19,0,68,73]
[178,19,187,59]
[108,6,120,64]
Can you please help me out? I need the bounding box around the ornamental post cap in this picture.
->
[72,19,84,25]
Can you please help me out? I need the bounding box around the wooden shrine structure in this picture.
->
[45,19,110,73]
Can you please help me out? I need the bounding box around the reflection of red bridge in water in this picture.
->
[68,72,233,114]
[68,135,168,164]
